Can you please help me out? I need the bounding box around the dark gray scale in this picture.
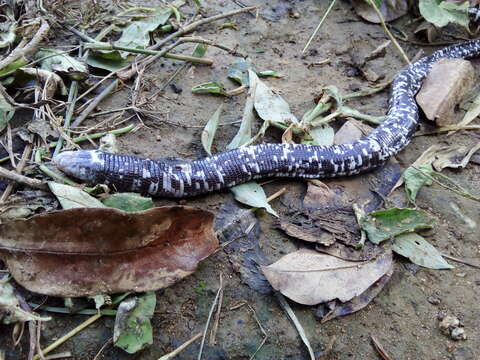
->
[52,40,480,198]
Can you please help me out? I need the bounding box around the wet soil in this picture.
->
[1,1,480,359]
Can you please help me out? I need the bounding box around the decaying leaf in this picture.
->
[48,182,106,209]
[278,221,336,246]
[319,264,394,322]
[262,249,392,305]
[392,233,453,269]
[354,0,409,23]
[0,90,14,133]
[360,208,435,244]
[101,193,154,212]
[0,206,218,296]
[114,292,156,354]
[416,59,474,126]
[0,277,50,324]
[192,81,228,96]
[308,125,334,146]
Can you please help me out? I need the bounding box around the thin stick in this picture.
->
[246,304,267,360]
[209,279,224,345]
[198,274,223,360]
[370,336,392,360]
[302,0,337,54]
[0,143,32,202]
[54,81,78,156]
[366,0,410,64]
[0,166,47,190]
[71,80,118,128]
[92,338,112,360]
[266,187,286,202]
[274,292,315,360]
[32,313,103,360]
[158,332,202,360]
[415,124,480,136]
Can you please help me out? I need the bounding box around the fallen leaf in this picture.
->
[353,0,408,23]
[308,125,334,146]
[419,0,469,28]
[0,277,50,324]
[403,164,434,203]
[250,70,298,125]
[114,292,156,353]
[278,221,336,246]
[360,208,435,244]
[230,182,278,217]
[191,81,227,96]
[36,49,89,81]
[0,206,218,296]
[392,233,453,269]
[0,90,14,133]
[201,104,223,155]
[48,182,106,209]
[226,79,256,149]
[333,119,373,145]
[319,264,393,322]
[262,249,392,305]
[101,193,154,212]
[416,58,474,126]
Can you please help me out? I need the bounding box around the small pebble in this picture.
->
[439,315,460,335]
[451,327,467,341]
[427,296,441,305]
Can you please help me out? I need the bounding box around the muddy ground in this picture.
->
[1,0,480,359]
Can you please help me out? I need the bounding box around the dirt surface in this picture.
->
[1,1,480,359]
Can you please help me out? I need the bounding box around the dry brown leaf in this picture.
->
[261,249,392,306]
[416,59,475,126]
[353,0,408,23]
[278,221,336,246]
[0,206,217,297]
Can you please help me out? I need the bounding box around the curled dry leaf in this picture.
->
[353,0,409,23]
[261,249,392,306]
[0,206,218,297]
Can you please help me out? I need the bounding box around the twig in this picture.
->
[0,19,50,70]
[370,336,392,360]
[302,0,337,54]
[198,274,223,360]
[274,292,315,360]
[158,333,202,360]
[209,277,224,345]
[92,338,112,360]
[266,187,286,202]
[441,254,480,269]
[366,0,410,64]
[0,143,32,202]
[36,321,46,360]
[415,124,480,136]
[119,6,259,80]
[0,166,47,190]
[54,81,78,156]
[32,313,103,360]
[245,304,267,360]
[71,80,118,128]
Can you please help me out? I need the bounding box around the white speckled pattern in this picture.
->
[52,40,480,198]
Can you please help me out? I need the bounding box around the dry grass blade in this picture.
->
[302,0,337,54]
[370,336,393,360]
[441,254,480,269]
[158,333,202,360]
[0,166,48,191]
[275,292,315,360]
[198,274,224,360]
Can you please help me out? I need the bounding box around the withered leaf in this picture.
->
[0,206,217,297]
[261,249,392,306]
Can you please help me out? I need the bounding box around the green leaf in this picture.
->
[86,51,131,72]
[392,233,453,269]
[191,81,227,96]
[0,22,16,49]
[101,193,154,212]
[114,292,156,354]
[257,70,283,78]
[419,0,469,28]
[227,58,254,85]
[250,70,298,125]
[231,182,278,217]
[308,125,334,146]
[403,164,434,203]
[48,182,106,209]
[0,91,14,134]
[201,104,223,155]
[0,58,27,77]
[226,81,256,150]
[360,208,435,244]
[36,49,88,81]
[115,8,173,57]
[89,295,106,310]
[192,44,207,58]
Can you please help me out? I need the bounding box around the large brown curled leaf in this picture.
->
[0,206,218,297]
[262,249,392,306]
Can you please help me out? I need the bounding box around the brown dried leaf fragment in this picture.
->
[0,206,218,297]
